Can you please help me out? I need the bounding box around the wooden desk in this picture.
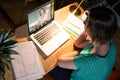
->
[2,3,84,80]
[15,2,84,74]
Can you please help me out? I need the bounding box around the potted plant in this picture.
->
[0,30,18,80]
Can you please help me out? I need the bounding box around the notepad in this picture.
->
[11,41,45,80]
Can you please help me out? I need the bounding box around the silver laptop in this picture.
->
[27,0,69,58]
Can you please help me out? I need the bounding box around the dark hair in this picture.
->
[84,7,118,44]
[40,8,46,16]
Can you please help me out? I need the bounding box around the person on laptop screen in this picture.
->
[30,8,48,31]
[49,7,118,80]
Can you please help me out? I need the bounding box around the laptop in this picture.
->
[27,0,69,58]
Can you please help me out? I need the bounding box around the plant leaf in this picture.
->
[6,57,14,61]
[0,53,11,58]
[0,34,4,44]
[3,36,16,43]
[7,49,18,54]
[5,43,17,49]
[1,54,14,61]
[5,40,17,47]
[0,55,13,61]
[3,29,11,40]
[0,49,18,56]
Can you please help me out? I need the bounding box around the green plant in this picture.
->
[0,30,18,80]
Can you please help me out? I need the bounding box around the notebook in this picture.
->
[27,0,69,58]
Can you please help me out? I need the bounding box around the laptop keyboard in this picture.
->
[34,23,61,45]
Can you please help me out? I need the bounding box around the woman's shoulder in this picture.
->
[80,43,93,55]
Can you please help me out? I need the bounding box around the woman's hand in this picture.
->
[74,31,90,49]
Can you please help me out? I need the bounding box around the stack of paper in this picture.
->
[11,41,45,80]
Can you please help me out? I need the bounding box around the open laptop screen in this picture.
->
[27,0,54,34]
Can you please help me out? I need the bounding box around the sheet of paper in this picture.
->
[11,41,45,80]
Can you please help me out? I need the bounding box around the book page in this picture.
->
[11,41,45,80]
[62,13,84,40]
[65,13,84,30]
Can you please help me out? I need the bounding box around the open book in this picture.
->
[11,41,45,80]
[62,13,84,40]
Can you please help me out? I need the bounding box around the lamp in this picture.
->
[69,0,87,16]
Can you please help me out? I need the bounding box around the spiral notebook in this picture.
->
[11,41,45,80]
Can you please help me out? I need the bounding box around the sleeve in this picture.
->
[73,43,95,69]
[73,54,97,69]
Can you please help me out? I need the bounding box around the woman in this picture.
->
[39,8,48,24]
[30,8,48,31]
[55,6,118,80]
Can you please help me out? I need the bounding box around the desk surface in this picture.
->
[13,3,120,80]
[15,2,84,76]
